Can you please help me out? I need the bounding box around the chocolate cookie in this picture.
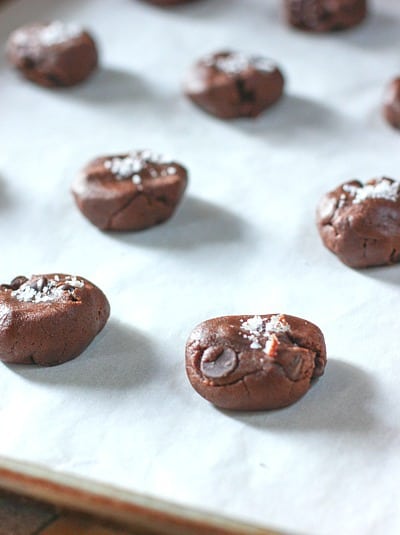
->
[0,274,110,366]
[72,150,188,231]
[6,21,98,88]
[383,78,400,130]
[316,177,400,268]
[284,0,367,32]
[184,51,285,119]
[186,314,326,411]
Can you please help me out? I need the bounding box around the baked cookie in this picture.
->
[6,21,98,88]
[284,0,368,32]
[0,274,110,366]
[186,314,326,411]
[317,177,400,268]
[72,150,188,231]
[184,51,285,119]
[383,78,400,130]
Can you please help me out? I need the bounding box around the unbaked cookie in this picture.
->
[72,150,188,231]
[184,51,285,119]
[6,21,98,88]
[317,177,400,268]
[186,314,326,411]
[0,274,110,366]
[284,0,368,32]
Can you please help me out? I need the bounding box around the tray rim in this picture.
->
[0,455,283,535]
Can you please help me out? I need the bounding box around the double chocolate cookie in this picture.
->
[186,314,326,411]
[72,150,188,231]
[383,78,400,130]
[284,0,368,32]
[0,274,110,366]
[184,51,285,119]
[6,21,98,88]
[316,177,400,268]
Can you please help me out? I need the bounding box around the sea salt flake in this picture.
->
[104,150,173,181]
[250,56,276,73]
[214,53,250,74]
[265,314,289,334]
[11,275,84,303]
[240,314,290,354]
[209,53,276,75]
[343,179,400,204]
[66,276,84,288]
[39,21,82,47]
[13,31,29,46]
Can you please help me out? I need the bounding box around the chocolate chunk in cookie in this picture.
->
[6,21,98,88]
[0,274,110,366]
[184,51,285,119]
[186,314,326,411]
[284,0,367,32]
[383,78,400,130]
[72,150,188,231]
[316,177,400,268]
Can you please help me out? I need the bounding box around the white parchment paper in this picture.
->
[1,1,400,533]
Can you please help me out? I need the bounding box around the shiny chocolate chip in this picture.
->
[286,354,303,381]
[59,284,75,291]
[9,276,28,290]
[200,346,238,379]
[30,277,48,292]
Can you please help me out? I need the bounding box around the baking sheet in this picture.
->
[1,0,400,534]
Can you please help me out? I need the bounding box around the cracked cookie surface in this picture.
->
[0,274,110,366]
[184,51,284,119]
[72,150,188,231]
[316,177,400,268]
[185,314,326,411]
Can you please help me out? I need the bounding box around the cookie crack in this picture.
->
[107,192,139,228]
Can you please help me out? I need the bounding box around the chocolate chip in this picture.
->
[59,284,74,291]
[9,276,28,290]
[286,355,303,381]
[31,277,48,292]
[200,346,238,379]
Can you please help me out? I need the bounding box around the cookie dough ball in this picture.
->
[6,21,98,88]
[186,314,326,411]
[317,177,400,268]
[72,150,188,231]
[284,0,367,32]
[184,51,285,120]
[383,78,400,130]
[0,274,110,366]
